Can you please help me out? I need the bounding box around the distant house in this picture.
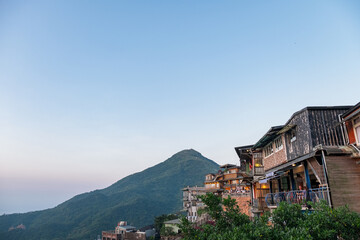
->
[102,221,146,240]
[203,164,252,216]
[163,219,181,234]
[234,105,360,216]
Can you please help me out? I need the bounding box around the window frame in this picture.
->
[274,137,284,152]
[264,143,274,158]
[290,128,297,143]
[353,115,360,145]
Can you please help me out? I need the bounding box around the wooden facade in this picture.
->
[235,104,360,216]
[202,164,252,216]
[326,155,360,213]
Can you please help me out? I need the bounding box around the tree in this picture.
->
[153,214,178,239]
[179,193,360,240]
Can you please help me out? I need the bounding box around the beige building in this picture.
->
[102,221,146,240]
[182,186,208,224]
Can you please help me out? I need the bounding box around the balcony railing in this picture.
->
[265,192,287,207]
[264,187,330,208]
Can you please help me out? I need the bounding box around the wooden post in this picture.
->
[303,161,311,190]
[277,178,282,192]
[289,169,296,190]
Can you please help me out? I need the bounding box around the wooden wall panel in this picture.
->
[326,155,360,213]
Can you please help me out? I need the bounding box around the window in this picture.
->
[290,129,297,142]
[275,137,283,152]
[356,126,360,145]
[264,144,273,157]
[253,152,263,167]
[354,115,360,145]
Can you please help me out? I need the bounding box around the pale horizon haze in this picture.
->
[0,0,359,214]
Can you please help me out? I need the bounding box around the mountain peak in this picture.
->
[174,148,201,156]
[0,149,219,240]
[166,149,210,164]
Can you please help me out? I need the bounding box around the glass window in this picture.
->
[290,129,297,142]
[275,137,283,152]
[356,126,360,145]
[264,144,274,157]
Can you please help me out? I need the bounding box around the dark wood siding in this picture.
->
[326,155,360,213]
[308,109,348,147]
[285,110,312,161]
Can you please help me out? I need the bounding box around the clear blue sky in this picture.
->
[0,0,359,214]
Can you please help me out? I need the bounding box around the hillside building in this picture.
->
[102,221,146,240]
[182,186,208,224]
[234,104,360,216]
[203,164,252,216]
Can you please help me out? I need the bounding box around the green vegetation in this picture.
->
[0,149,219,240]
[180,193,360,240]
[154,214,178,234]
[153,213,178,239]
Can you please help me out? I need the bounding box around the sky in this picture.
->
[0,0,359,214]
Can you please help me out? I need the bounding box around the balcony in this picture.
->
[264,187,330,208]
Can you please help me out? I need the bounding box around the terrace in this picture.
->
[264,187,331,208]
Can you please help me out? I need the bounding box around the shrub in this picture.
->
[179,193,360,240]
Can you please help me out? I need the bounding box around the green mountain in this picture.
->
[0,149,219,240]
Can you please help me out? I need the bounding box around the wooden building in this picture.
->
[203,164,252,216]
[235,105,360,216]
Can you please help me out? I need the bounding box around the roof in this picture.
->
[118,225,137,230]
[321,145,356,155]
[342,102,360,120]
[164,219,181,225]
[234,145,253,159]
[206,173,216,176]
[252,126,284,149]
[234,145,253,151]
[182,186,205,191]
[284,106,352,126]
[251,105,352,150]
[204,188,224,193]
[220,164,237,169]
